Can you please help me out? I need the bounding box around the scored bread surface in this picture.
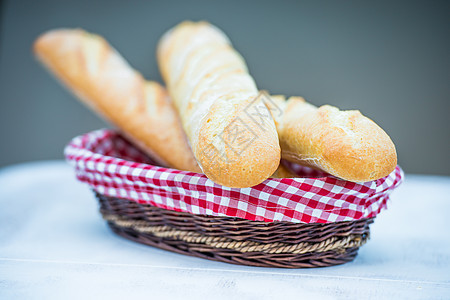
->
[34,28,395,184]
[271,95,397,182]
[157,21,280,187]
[34,29,201,172]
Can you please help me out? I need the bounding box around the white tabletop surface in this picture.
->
[0,160,449,299]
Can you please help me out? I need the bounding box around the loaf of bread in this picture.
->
[34,29,201,173]
[270,95,397,182]
[35,28,395,184]
[157,21,280,188]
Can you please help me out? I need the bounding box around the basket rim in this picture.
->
[64,129,404,224]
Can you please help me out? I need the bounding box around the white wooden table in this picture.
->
[0,161,449,299]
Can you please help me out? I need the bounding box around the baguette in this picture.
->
[34,29,201,173]
[157,21,280,188]
[270,95,397,182]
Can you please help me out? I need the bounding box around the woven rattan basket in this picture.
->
[66,129,403,268]
[98,193,373,268]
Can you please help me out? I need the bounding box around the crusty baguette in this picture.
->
[270,95,397,182]
[34,29,201,173]
[157,21,281,188]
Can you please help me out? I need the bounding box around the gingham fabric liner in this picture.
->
[65,129,404,224]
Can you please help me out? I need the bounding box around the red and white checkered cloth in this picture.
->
[65,129,404,224]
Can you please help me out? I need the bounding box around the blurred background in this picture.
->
[0,0,449,175]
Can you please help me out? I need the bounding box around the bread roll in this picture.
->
[270,95,397,182]
[34,29,201,173]
[157,21,280,188]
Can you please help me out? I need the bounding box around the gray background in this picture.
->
[0,0,449,175]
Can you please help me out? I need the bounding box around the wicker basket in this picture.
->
[65,129,403,269]
[97,193,373,268]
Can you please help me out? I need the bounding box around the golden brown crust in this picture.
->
[157,21,280,187]
[270,163,297,178]
[194,98,281,187]
[34,28,395,183]
[273,96,397,182]
[34,29,201,173]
